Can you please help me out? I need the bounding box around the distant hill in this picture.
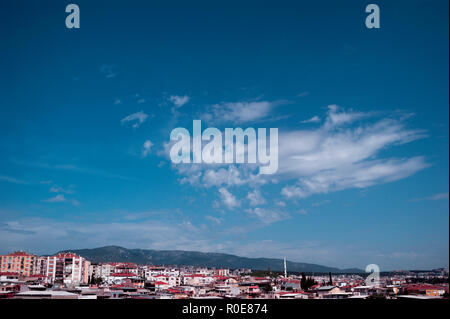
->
[59,246,363,274]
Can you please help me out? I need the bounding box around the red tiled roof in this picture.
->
[53,252,79,258]
[277,291,307,295]
[110,272,136,277]
[405,284,447,291]
[111,284,135,289]
[116,263,137,269]
[6,251,35,257]
[0,272,19,276]
[154,281,169,285]
[168,289,181,293]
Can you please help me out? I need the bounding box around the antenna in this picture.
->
[284,257,287,278]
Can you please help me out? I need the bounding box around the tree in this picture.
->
[261,284,272,292]
[90,276,103,285]
[301,273,307,290]
[300,272,316,291]
[327,272,333,286]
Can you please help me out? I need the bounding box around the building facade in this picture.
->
[0,251,36,276]
[46,252,90,285]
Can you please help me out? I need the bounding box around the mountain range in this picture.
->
[59,246,363,274]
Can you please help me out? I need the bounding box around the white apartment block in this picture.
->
[46,252,90,285]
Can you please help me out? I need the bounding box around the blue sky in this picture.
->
[0,0,448,270]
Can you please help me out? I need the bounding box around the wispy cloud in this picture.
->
[279,105,428,199]
[297,91,310,97]
[205,215,224,224]
[141,140,154,158]
[247,189,267,206]
[13,160,136,181]
[0,175,28,184]
[99,64,118,79]
[301,115,321,123]
[121,111,150,128]
[323,104,371,128]
[428,192,449,200]
[43,194,79,206]
[245,207,290,224]
[43,194,67,203]
[169,95,190,108]
[202,99,287,124]
[282,157,428,199]
[218,187,240,209]
[49,185,74,194]
[0,217,445,269]
[0,217,212,255]
[412,192,449,202]
[311,199,331,207]
[166,105,428,203]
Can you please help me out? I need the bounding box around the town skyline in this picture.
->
[0,245,447,273]
[1,249,448,299]
[1,0,449,271]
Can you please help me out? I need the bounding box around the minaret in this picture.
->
[284,257,287,278]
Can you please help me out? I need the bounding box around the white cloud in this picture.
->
[278,106,428,199]
[247,189,266,206]
[0,217,211,255]
[413,192,450,202]
[282,157,428,199]
[100,64,117,78]
[163,104,428,202]
[218,187,240,209]
[324,104,369,128]
[205,215,223,224]
[43,194,67,203]
[169,95,190,108]
[0,175,28,184]
[49,186,74,194]
[202,100,284,124]
[142,140,154,158]
[297,91,310,97]
[176,164,266,188]
[157,161,166,168]
[301,115,321,123]
[14,160,136,182]
[275,201,286,207]
[312,200,331,207]
[428,192,449,200]
[121,111,150,128]
[43,194,79,206]
[1,217,445,269]
[245,207,290,224]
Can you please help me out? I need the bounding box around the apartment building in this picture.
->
[0,251,36,276]
[46,252,90,285]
